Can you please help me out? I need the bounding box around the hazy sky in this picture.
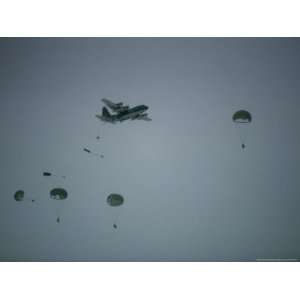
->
[1,38,300,261]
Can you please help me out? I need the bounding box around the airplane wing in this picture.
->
[101,98,129,112]
[140,116,152,121]
[131,113,152,121]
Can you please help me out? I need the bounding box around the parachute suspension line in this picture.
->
[54,199,61,223]
[114,208,121,229]
[56,205,60,223]
[235,122,250,149]
[96,124,101,141]
[57,203,62,223]
[57,198,66,223]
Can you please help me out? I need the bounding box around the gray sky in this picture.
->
[1,38,300,261]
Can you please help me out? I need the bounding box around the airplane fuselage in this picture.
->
[117,105,148,122]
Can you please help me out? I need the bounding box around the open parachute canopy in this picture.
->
[50,188,68,200]
[14,190,25,201]
[107,194,124,207]
[232,110,252,123]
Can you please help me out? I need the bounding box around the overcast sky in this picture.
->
[1,38,300,261]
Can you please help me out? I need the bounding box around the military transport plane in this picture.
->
[96,98,152,123]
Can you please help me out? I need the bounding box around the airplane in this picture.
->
[96,98,152,123]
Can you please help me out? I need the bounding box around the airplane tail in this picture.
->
[96,106,116,123]
[102,107,111,118]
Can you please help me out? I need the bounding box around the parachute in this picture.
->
[107,194,124,207]
[50,188,68,223]
[14,190,25,201]
[232,110,252,123]
[50,188,68,200]
[232,110,252,149]
[107,193,124,229]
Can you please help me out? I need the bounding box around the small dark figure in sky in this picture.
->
[242,143,245,149]
[113,224,117,229]
[57,217,60,223]
[43,172,66,179]
[84,147,103,158]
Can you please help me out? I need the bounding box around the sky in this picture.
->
[0,38,300,261]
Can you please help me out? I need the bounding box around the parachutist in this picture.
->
[242,144,245,149]
[57,217,60,223]
[96,136,100,140]
[113,224,117,229]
